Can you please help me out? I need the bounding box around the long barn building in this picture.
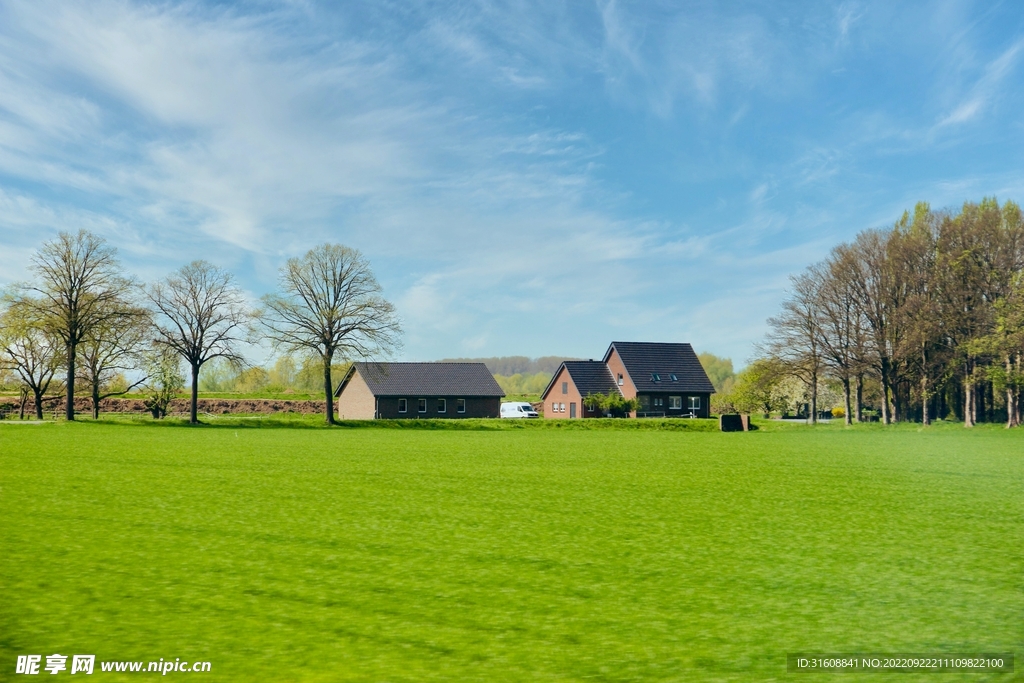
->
[335,362,504,419]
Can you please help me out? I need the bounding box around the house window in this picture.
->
[654,396,664,407]
[651,373,661,382]
[669,396,682,410]
[438,398,446,413]
[617,373,623,386]
[418,398,427,413]
[562,382,568,394]
[398,398,407,413]
[670,373,678,382]
[560,402,565,412]
[688,396,701,410]
[457,399,466,413]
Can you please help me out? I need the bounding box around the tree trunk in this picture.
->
[65,340,76,421]
[880,359,891,425]
[92,378,101,420]
[1011,356,1019,423]
[855,374,863,422]
[964,361,975,428]
[809,371,818,425]
[323,355,335,425]
[983,378,991,421]
[19,388,28,420]
[893,378,903,423]
[921,372,930,426]
[190,363,200,424]
[1007,356,1019,428]
[977,380,984,423]
[843,377,852,426]
[33,387,44,420]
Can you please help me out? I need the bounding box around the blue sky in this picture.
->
[2,1,1024,366]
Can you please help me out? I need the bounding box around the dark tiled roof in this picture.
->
[562,361,621,397]
[607,342,715,393]
[343,362,505,397]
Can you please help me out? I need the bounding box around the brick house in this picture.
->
[541,342,715,418]
[542,361,619,419]
[334,362,504,419]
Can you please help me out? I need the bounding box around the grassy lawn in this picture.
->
[1,420,1021,681]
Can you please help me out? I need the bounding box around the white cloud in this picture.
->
[3,0,1024,366]
[935,38,1024,129]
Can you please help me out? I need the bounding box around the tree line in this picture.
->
[0,230,400,425]
[722,198,1024,428]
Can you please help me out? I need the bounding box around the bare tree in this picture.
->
[23,230,133,420]
[149,261,250,424]
[260,244,401,424]
[764,271,825,423]
[813,254,868,425]
[844,227,911,424]
[78,304,152,419]
[0,297,65,419]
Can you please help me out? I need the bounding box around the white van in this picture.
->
[500,402,539,418]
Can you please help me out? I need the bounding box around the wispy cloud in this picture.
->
[935,38,1023,128]
[2,0,1024,365]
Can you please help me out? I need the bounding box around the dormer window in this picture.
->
[670,373,678,382]
[651,373,661,382]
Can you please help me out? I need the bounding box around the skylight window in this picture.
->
[670,373,678,381]
[651,373,661,382]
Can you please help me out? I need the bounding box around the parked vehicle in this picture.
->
[500,402,539,418]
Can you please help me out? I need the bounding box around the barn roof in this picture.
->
[541,361,621,399]
[338,362,505,397]
[606,341,715,393]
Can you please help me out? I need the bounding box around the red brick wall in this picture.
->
[544,365,582,419]
[604,348,635,399]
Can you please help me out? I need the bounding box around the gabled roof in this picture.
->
[605,341,715,393]
[541,361,622,400]
[337,362,505,397]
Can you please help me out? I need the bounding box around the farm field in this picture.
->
[1,420,1021,681]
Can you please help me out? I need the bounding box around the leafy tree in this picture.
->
[260,244,401,425]
[0,297,65,419]
[730,359,787,417]
[234,367,271,393]
[142,347,185,419]
[197,357,240,392]
[149,261,250,424]
[759,198,1024,426]
[697,352,735,393]
[494,372,551,397]
[975,273,1024,427]
[583,391,640,417]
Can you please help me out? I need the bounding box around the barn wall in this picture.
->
[335,371,377,420]
[377,396,500,419]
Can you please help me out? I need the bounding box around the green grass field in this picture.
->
[1,420,1021,681]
